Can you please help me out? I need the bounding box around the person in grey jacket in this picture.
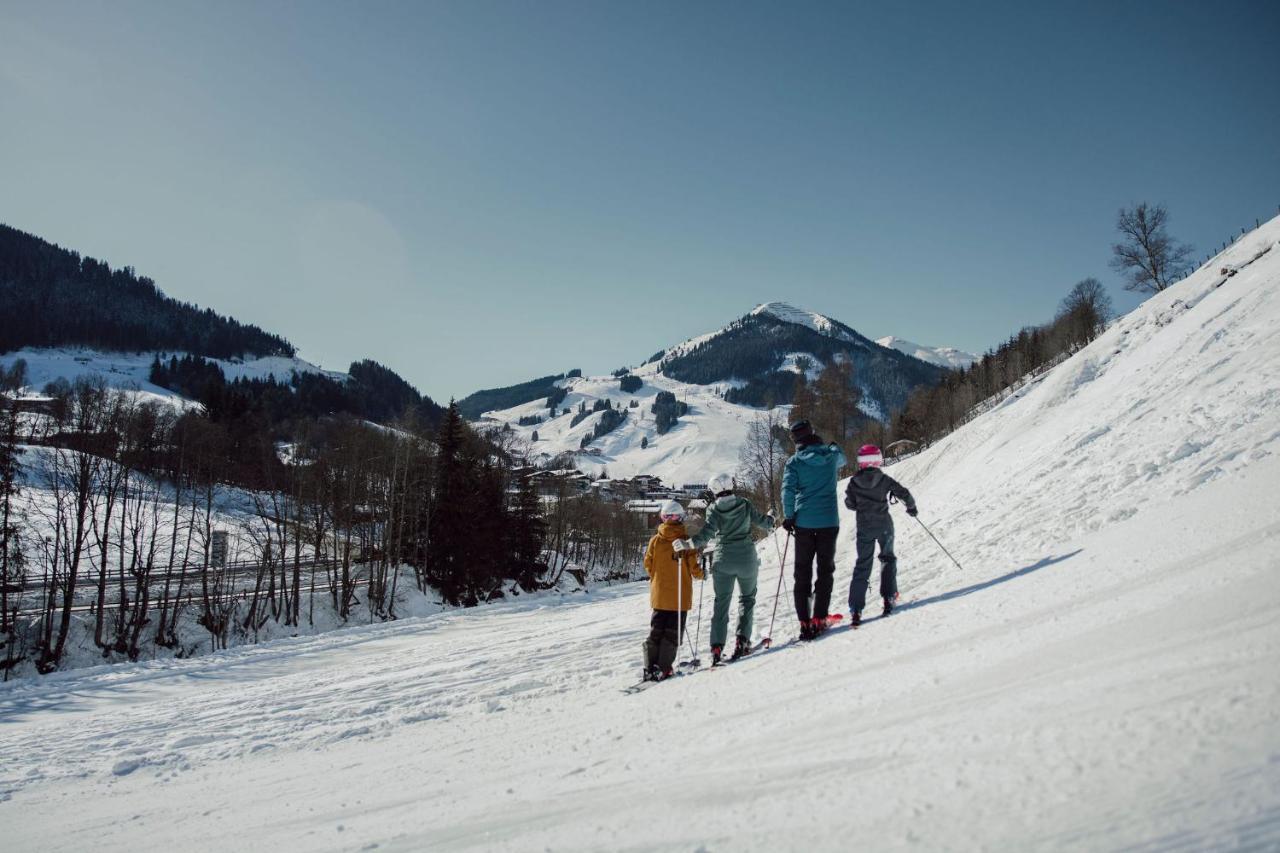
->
[844,444,917,624]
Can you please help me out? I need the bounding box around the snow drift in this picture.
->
[1,219,1279,851]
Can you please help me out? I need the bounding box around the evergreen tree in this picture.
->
[509,475,547,591]
[426,401,471,604]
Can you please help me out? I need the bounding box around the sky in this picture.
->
[2,1,1278,401]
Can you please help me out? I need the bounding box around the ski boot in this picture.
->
[643,664,662,682]
[811,615,829,638]
[711,644,724,665]
[882,593,899,617]
[730,635,751,660]
[850,610,862,628]
[798,619,814,641]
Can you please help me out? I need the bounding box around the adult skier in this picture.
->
[844,444,917,625]
[781,419,847,639]
[641,500,703,681]
[688,473,774,663]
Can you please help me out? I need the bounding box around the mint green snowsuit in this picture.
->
[691,495,774,648]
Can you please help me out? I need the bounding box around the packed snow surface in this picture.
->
[875,335,979,369]
[2,221,1280,850]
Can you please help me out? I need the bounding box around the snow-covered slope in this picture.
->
[0,346,349,407]
[483,370,757,485]
[876,335,979,369]
[3,220,1279,851]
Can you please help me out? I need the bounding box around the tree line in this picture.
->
[0,224,293,359]
[0,371,651,677]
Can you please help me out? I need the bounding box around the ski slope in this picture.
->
[484,367,757,484]
[2,220,1279,851]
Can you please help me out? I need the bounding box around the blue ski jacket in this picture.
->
[781,441,846,529]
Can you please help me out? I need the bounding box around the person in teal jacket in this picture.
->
[781,419,847,639]
[689,472,774,663]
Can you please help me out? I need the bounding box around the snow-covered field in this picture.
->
[0,346,348,407]
[2,222,1279,851]
[485,366,759,485]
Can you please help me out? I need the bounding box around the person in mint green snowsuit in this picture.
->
[690,474,775,661]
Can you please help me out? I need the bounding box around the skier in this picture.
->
[781,420,847,640]
[688,473,774,663]
[641,499,703,681]
[844,444,917,625]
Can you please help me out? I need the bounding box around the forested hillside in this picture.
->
[0,224,293,359]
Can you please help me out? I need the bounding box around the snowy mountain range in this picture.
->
[8,216,1277,850]
[875,335,979,369]
[468,302,958,482]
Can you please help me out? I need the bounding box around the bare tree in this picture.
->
[1110,202,1194,293]
[1058,277,1113,343]
[737,409,788,514]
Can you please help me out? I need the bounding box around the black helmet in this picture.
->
[789,419,814,441]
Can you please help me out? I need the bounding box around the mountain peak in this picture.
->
[749,302,851,339]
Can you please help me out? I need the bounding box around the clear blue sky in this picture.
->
[2,1,1278,401]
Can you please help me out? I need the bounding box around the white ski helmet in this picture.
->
[659,499,686,521]
[708,473,735,495]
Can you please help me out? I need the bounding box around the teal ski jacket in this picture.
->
[781,442,846,529]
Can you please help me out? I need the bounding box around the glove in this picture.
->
[781,517,796,533]
[672,539,689,554]
[906,506,918,517]
[763,513,775,528]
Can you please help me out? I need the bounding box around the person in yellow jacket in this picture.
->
[641,499,704,681]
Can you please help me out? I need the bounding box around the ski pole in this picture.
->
[763,528,791,648]
[693,553,706,660]
[915,516,965,572]
[682,552,703,664]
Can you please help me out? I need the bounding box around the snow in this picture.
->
[2,220,1279,850]
[876,335,979,369]
[486,370,757,484]
[751,301,858,341]
[0,346,348,408]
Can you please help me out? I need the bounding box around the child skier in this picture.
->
[688,473,774,663]
[843,444,917,626]
[642,499,703,681]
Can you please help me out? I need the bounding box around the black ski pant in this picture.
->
[849,524,897,614]
[792,526,839,622]
[643,610,688,672]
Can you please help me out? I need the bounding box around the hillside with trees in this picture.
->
[0,224,293,359]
